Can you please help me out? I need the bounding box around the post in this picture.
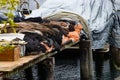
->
[94,51,104,80]
[79,40,93,80]
[110,45,120,70]
[37,57,55,80]
[24,67,34,80]
[0,73,3,80]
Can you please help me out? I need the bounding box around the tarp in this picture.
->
[25,0,114,31]
[25,0,120,49]
[1,0,120,49]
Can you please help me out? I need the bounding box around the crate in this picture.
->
[0,46,20,61]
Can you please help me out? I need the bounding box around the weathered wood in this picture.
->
[0,53,43,72]
[94,52,104,80]
[0,73,3,80]
[24,67,34,80]
[110,45,120,70]
[37,57,55,80]
[0,40,82,80]
[0,45,20,61]
[79,40,93,80]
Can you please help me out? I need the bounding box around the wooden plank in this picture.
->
[0,53,44,72]
[0,40,81,78]
[0,41,79,72]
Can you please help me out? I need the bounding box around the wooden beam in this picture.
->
[37,57,55,80]
[0,73,3,80]
[79,40,93,80]
[110,45,120,70]
[24,67,34,80]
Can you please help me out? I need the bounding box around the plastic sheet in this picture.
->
[1,0,120,49]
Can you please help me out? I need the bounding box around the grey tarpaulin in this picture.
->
[90,0,120,49]
[109,10,120,48]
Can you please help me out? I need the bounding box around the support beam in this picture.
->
[79,40,93,80]
[24,67,34,80]
[110,45,120,70]
[94,52,104,80]
[0,73,3,80]
[37,57,55,80]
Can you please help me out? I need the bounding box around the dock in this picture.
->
[0,40,93,80]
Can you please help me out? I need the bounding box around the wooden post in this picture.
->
[37,57,55,80]
[109,45,116,80]
[94,52,104,80]
[79,40,93,80]
[110,45,120,70]
[0,73,3,80]
[24,67,34,80]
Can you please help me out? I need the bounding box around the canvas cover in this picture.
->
[0,0,120,49]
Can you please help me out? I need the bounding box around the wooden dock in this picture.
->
[0,40,93,80]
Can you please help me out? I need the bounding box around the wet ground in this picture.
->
[9,48,120,80]
[54,49,80,80]
[54,49,120,80]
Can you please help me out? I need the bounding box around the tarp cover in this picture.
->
[1,0,120,49]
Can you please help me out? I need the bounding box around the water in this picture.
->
[9,49,120,80]
[54,49,120,80]
[54,49,80,80]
